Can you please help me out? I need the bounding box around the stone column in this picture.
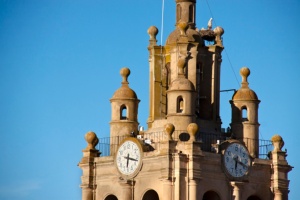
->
[188,179,198,200]
[81,187,93,200]
[230,182,244,200]
[162,178,173,200]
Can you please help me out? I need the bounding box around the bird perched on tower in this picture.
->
[208,18,213,30]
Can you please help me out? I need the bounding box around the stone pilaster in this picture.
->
[230,181,244,200]
[78,132,100,200]
[119,180,134,200]
[270,135,293,200]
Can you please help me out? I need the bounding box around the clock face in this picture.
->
[116,139,142,177]
[223,143,251,178]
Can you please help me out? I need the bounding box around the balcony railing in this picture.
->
[97,131,273,159]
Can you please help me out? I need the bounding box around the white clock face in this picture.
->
[116,140,141,176]
[224,143,251,178]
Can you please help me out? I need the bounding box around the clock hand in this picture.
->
[236,159,248,168]
[128,157,138,162]
[234,156,238,169]
[126,154,129,167]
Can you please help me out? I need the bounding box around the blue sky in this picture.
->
[0,1,299,200]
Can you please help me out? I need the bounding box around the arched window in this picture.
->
[177,96,184,113]
[104,194,118,200]
[142,189,159,200]
[202,191,220,200]
[247,195,261,200]
[242,107,248,121]
[120,105,127,120]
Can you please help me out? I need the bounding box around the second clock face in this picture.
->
[116,140,142,176]
[224,143,251,178]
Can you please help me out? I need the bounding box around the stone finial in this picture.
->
[84,131,99,150]
[187,123,198,142]
[120,67,130,85]
[164,123,175,141]
[240,67,250,88]
[271,134,285,152]
[213,26,224,46]
[147,26,159,41]
[177,22,188,36]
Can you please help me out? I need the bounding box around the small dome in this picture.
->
[112,86,137,99]
[111,67,138,99]
[232,88,258,101]
[166,28,203,46]
[169,77,195,91]
[232,67,259,101]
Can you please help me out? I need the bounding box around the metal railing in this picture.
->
[97,131,273,159]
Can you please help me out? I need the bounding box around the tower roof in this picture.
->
[232,67,259,101]
[166,0,203,46]
[166,28,203,46]
[112,68,138,99]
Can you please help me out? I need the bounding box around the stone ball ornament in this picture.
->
[187,123,198,142]
[147,26,159,40]
[164,123,175,141]
[271,134,285,152]
[84,131,99,150]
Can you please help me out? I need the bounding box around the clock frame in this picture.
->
[221,140,251,180]
[115,137,143,179]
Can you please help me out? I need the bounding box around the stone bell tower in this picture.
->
[147,0,224,133]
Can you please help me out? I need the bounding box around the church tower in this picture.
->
[78,1,293,200]
[147,0,224,133]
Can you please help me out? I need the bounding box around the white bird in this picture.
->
[208,18,213,30]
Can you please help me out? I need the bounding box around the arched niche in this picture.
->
[241,106,248,121]
[120,105,127,120]
[177,96,184,113]
[202,190,221,200]
[142,189,159,200]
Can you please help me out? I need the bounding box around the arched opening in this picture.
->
[176,5,181,22]
[189,5,194,22]
[177,96,184,113]
[142,189,159,200]
[242,107,248,121]
[104,194,118,200]
[202,191,220,200]
[120,105,127,120]
[247,195,262,200]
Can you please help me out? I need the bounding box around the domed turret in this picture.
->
[110,68,140,155]
[166,58,196,130]
[230,67,260,157]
